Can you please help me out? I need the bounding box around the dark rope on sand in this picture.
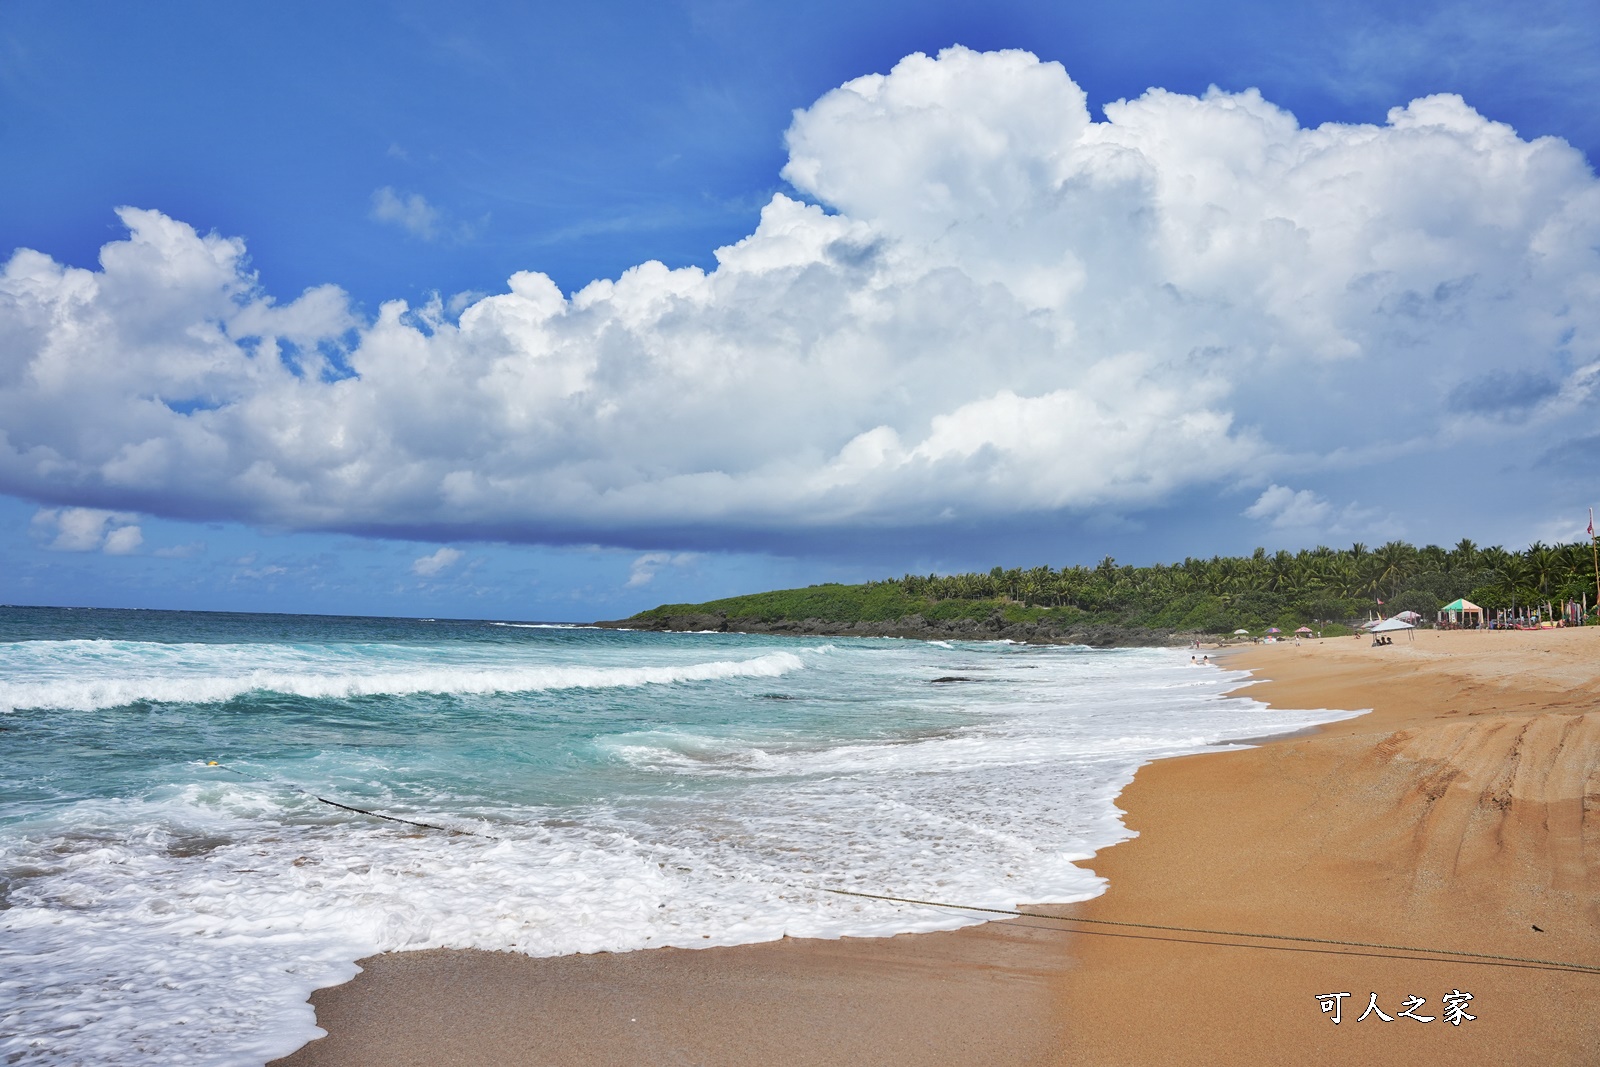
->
[203,760,498,839]
[816,887,1600,975]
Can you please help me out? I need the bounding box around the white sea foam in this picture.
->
[489,622,594,629]
[0,647,803,713]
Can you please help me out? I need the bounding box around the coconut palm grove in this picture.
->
[620,537,1600,639]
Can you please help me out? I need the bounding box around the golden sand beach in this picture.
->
[274,628,1600,1066]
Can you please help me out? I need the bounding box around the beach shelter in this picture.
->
[1294,626,1313,635]
[1394,610,1422,623]
[1232,629,1249,636]
[1370,616,1416,643]
[1439,598,1484,628]
[1265,626,1282,634]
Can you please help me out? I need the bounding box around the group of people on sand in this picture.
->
[1371,634,1396,646]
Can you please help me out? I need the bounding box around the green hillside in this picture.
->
[620,537,1599,637]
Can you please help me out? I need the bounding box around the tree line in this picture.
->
[874,538,1599,631]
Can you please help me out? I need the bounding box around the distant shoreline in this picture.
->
[593,611,1197,647]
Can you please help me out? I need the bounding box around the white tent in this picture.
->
[1370,616,1416,642]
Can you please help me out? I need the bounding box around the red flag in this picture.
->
[1376,598,1384,605]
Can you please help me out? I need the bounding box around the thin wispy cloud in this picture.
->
[370,187,483,242]
[1244,486,1332,530]
[627,551,698,587]
[370,187,441,239]
[1292,0,1600,147]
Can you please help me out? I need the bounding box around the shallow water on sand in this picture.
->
[0,607,1353,1065]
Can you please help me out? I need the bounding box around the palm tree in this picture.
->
[1478,545,1512,582]
[1266,550,1299,596]
[1373,541,1418,599]
[1524,542,1562,597]
[1502,555,1532,605]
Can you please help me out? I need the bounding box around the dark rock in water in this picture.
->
[758,693,795,700]
[930,676,973,684]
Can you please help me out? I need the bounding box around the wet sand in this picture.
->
[270,916,1075,1067]
[274,628,1600,1067]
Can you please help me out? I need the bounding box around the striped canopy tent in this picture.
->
[1440,601,1484,627]
[1439,598,1484,627]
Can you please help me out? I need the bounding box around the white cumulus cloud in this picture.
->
[31,508,143,553]
[102,524,144,555]
[2,47,1598,551]
[412,546,464,576]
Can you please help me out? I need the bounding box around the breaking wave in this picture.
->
[0,650,805,713]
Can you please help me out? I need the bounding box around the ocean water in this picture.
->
[0,607,1355,1065]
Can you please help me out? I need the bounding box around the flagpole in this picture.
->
[1590,507,1599,626]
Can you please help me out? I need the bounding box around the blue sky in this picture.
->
[2,1,1598,620]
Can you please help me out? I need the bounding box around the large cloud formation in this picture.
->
[2,48,1596,549]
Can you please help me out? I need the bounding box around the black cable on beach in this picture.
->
[816,887,1600,975]
[202,760,498,839]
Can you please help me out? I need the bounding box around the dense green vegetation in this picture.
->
[631,538,1600,635]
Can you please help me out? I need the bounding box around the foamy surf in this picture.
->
[0,646,804,713]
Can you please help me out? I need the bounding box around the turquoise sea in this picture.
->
[0,607,1352,1065]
